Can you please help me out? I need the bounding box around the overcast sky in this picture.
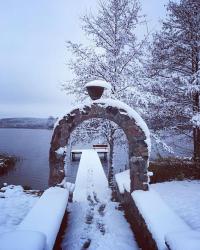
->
[0,0,169,118]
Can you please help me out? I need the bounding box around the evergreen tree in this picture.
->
[148,0,200,160]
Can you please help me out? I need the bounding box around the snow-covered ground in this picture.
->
[73,150,111,202]
[1,154,199,250]
[0,185,39,234]
[63,201,139,250]
[151,180,200,232]
[115,169,200,250]
[62,150,139,250]
[115,169,130,193]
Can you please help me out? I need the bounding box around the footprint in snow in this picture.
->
[98,203,106,217]
[81,238,91,249]
[96,220,106,235]
[87,195,95,206]
[85,211,94,225]
[93,192,100,203]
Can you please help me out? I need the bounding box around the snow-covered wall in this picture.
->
[18,187,69,250]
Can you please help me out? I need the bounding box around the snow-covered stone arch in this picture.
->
[49,99,151,192]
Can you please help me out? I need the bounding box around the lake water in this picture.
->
[0,129,112,190]
[0,126,193,190]
[0,128,52,190]
[0,128,128,190]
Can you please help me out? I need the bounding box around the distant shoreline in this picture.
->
[0,126,53,130]
[0,117,56,130]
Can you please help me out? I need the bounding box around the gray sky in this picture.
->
[0,0,168,118]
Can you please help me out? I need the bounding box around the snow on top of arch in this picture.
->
[54,98,151,151]
[94,98,151,148]
[85,80,112,90]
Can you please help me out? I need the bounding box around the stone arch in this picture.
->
[49,99,150,192]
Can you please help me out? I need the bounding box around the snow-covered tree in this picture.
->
[63,0,161,161]
[63,0,157,169]
[147,0,200,160]
[63,0,155,113]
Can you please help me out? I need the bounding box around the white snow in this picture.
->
[85,80,112,90]
[165,230,200,250]
[55,146,67,155]
[18,187,69,250]
[94,98,151,151]
[73,150,111,202]
[132,189,190,250]
[53,98,151,153]
[62,201,139,250]
[62,149,139,250]
[115,168,153,194]
[115,170,130,193]
[72,148,109,153]
[58,177,75,194]
[151,180,200,232]
[0,185,39,235]
[0,230,46,250]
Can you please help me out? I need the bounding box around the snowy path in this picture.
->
[62,150,138,250]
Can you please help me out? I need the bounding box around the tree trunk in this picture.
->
[192,50,199,161]
[109,138,114,166]
[193,127,200,161]
[108,137,117,200]
[108,138,114,185]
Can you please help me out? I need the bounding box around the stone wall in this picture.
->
[149,159,200,183]
[116,189,158,250]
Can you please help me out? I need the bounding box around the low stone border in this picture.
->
[149,159,200,183]
[116,189,158,250]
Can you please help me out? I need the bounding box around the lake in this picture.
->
[0,128,116,190]
[0,128,52,190]
[0,128,172,190]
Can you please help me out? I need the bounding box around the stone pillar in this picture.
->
[130,156,149,192]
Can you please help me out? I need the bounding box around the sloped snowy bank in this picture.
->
[0,185,39,235]
[151,180,200,232]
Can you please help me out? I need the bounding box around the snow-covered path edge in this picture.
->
[62,150,139,250]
